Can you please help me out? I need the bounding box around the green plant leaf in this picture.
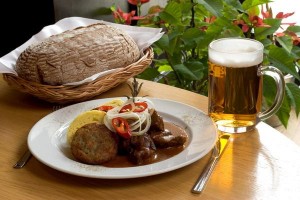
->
[204,17,235,45]
[137,68,161,81]
[185,61,206,79]
[247,4,260,16]
[223,0,243,11]
[263,76,291,128]
[155,32,181,56]
[220,27,244,37]
[259,38,273,47]
[275,35,293,53]
[222,4,241,19]
[153,58,169,66]
[291,46,300,59]
[159,1,182,25]
[286,25,300,35]
[158,65,173,72]
[180,2,193,16]
[182,28,202,41]
[275,95,291,128]
[173,64,200,81]
[242,0,272,11]
[169,34,181,55]
[195,0,224,17]
[268,45,300,80]
[181,28,203,49]
[155,35,171,55]
[286,83,300,116]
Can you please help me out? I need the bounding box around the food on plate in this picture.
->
[150,109,165,131]
[150,123,188,148]
[71,123,118,165]
[67,110,106,145]
[67,97,188,166]
[120,134,157,165]
[15,23,140,85]
[67,79,188,166]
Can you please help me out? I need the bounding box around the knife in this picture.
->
[191,134,230,194]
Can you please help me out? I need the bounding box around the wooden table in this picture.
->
[1,77,300,200]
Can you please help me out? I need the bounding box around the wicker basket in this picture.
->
[3,47,154,104]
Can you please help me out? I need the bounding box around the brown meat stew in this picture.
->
[103,122,189,167]
[70,107,189,167]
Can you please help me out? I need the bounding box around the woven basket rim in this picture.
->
[3,47,154,104]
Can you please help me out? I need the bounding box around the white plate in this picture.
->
[28,98,217,179]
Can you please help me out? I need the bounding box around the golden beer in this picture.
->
[208,38,285,133]
[208,61,263,131]
[208,38,267,133]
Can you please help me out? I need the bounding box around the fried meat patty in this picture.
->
[71,123,118,165]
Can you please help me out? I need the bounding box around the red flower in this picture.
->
[234,14,270,33]
[113,7,143,25]
[261,9,296,26]
[276,12,297,26]
[128,0,150,5]
[249,15,270,28]
[275,12,294,19]
[113,7,135,24]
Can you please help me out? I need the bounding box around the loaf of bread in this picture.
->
[15,23,140,85]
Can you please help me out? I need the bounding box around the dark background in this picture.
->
[0,0,55,57]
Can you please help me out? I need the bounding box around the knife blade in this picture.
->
[191,134,230,194]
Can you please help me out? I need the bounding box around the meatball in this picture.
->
[71,123,118,165]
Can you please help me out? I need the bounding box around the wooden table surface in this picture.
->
[1,77,300,200]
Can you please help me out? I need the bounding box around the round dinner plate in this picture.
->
[28,97,217,179]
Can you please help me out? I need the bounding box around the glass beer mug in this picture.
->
[208,38,285,133]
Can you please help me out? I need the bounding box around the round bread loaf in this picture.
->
[15,23,140,85]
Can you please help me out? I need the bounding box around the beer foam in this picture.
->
[209,38,263,68]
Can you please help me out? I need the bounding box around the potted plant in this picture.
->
[97,0,300,128]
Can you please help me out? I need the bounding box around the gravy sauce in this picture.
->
[103,122,189,168]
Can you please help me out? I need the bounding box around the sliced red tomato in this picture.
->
[119,102,148,113]
[97,105,114,112]
[112,117,131,139]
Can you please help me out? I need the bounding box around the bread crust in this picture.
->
[15,23,140,85]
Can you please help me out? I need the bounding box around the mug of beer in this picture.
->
[208,38,285,133]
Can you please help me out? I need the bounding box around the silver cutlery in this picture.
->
[191,134,230,193]
[13,149,32,169]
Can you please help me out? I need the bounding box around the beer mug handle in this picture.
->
[258,66,285,121]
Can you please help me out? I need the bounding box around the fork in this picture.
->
[13,150,32,169]
[13,105,63,169]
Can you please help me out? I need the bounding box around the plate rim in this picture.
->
[27,97,217,179]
